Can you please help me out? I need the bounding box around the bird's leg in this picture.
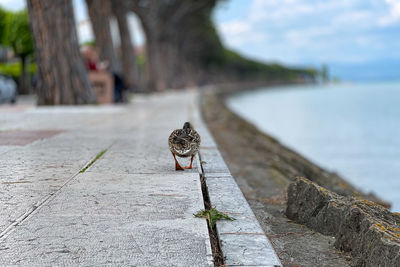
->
[172,152,184,171]
[184,155,194,169]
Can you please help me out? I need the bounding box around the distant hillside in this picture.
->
[215,49,318,82]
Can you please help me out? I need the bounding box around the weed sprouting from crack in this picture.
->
[79,149,107,173]
[194,207,235,228]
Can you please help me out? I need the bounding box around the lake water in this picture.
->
[227,82,400,211]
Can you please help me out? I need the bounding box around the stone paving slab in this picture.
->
[0,91,212,266]
[200,148,231,174]
[0,173,212,266]
[0,130,63,146]
[0,130,117,232]
[220,234,281,266]
[0,145,17,155]
[201,172,282,266]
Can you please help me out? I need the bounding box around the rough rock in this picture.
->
[286,177,400,266]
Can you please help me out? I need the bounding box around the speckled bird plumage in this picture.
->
[168,122,201,157]
[168,122,201,170]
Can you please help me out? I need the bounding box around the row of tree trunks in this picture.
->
[131,0,218,91]
[28,0,216,104]
[27,0,94,105]
[85,0,120,74]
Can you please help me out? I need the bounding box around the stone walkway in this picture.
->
[0,91,281,266]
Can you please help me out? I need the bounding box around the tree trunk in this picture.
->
[18,55,27,95]
[27,0,94,105]
[132,0,167,92]
[86,0,120,74]
[111,0,138,89]
[146,34,167,92]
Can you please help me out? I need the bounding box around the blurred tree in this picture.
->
[111,0,138,89]
[0,8,10,45]
[27,0,94,105]
[131,0,221,91]
[85,0,120,73]
[7,10,34,94]
[162,0,224,87]
[321,64,329,83]
[131,0,166,91]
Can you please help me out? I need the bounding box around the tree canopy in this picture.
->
[0,8,33,58]
[7,10,34,58]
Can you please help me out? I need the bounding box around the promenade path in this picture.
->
[0,91,281,266]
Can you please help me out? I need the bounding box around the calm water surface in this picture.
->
[227,82,400,211]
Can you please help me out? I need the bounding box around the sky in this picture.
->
[1,0,399,81]
[214,0,400,81]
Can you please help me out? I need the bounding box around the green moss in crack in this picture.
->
[194,207,235,227]
[79,149,107,173]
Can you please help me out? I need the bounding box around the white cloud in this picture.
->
[249,0,315,23]
[215,0,400,65]
[379,0,400,25]
[217,20,267,47]
[219,20,251,35]
[248,0,352,25]
[284,26,334,48]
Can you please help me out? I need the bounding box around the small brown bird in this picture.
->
[168,122,201,171]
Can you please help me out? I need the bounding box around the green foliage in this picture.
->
[7,10,33,58]
[209,48,317,81]
[0,7,11,45]
[0,62,36,79]
[194,207,235,227]
[80,40,96,47]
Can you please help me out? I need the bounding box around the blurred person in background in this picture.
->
[81,45,126,103]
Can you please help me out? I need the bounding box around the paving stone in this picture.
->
[45,172,204,220]
[192,107,217,148]
[0,91,214,266]
[206,177,282,266]
[0,130,63,146]
[219,234,281,266]
[205,172,233,178]
[0,146,17,155]
[217,214,265,234]
[0,173,212,266]
[199,148,230,173]
[206,177,254,215]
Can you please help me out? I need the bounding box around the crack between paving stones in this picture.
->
[198,151,225,267]
[79,149,107,173]
[0,143,115,241]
